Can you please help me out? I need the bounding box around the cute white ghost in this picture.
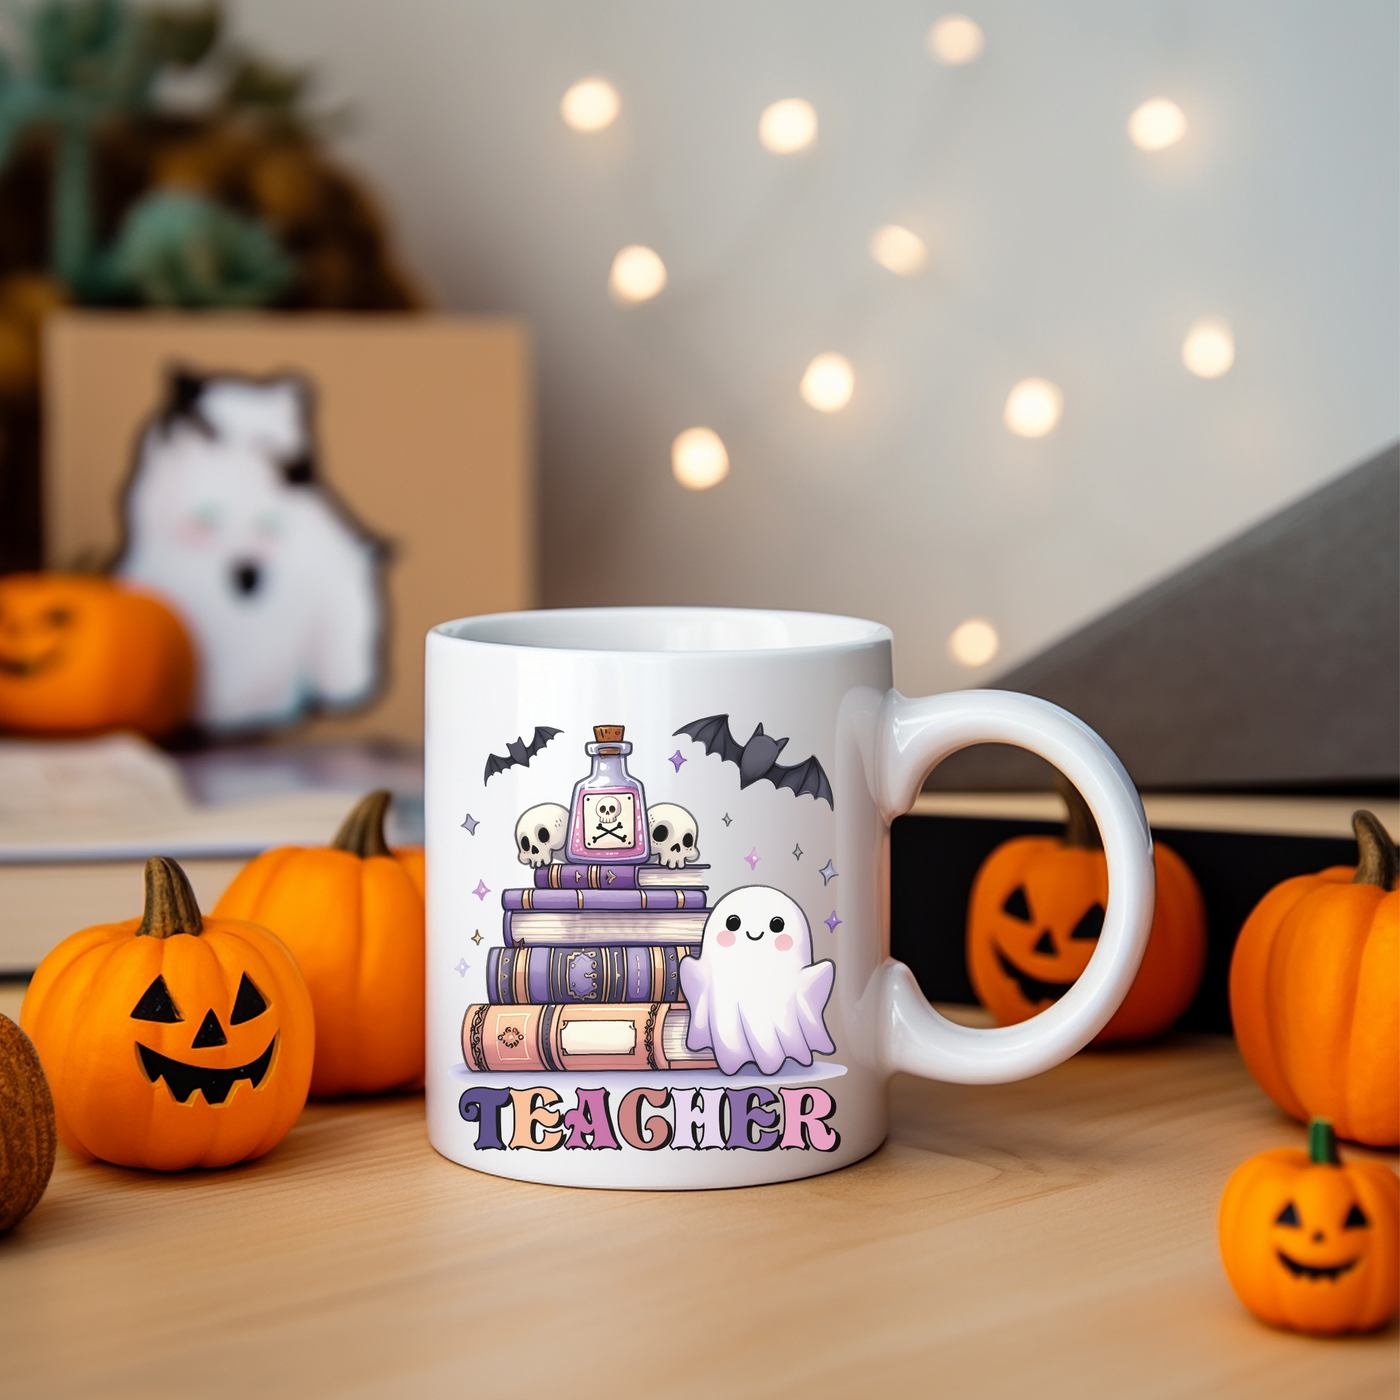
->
[678,885,835,1076]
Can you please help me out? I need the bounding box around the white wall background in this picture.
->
[230,0,1399,697]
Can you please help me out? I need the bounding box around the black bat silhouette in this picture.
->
[674,714,834,808]
[483,727,562,783]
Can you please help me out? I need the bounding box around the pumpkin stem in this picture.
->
[1055,773,1102,850]
[1308,1118,1341,1166]
[1351,810,1398,891]
[332,790,393,858]
[136,857,203,939]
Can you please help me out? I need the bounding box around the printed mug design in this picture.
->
[457,718,842,1155]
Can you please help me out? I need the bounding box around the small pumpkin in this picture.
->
[21,857,314,1170]
[0,1011,56,1230]
[1220,1119,1399,1334]
[214,790,425,1098]
[966,778,1207,1043]
[1229,810,1399,1148]
[0,572,195,737]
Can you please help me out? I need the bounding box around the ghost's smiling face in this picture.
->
[678,885,835,1076]
[716,902,795,953]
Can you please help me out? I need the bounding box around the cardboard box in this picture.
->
[43,312,535,742]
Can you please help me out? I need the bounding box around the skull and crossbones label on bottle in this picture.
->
[567,726,651,864]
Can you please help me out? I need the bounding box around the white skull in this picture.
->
[648,803,700,869]
[515,803,568,867]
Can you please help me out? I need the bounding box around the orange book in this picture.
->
[462,1001,716,1073]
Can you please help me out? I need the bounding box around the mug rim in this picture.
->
[431,605,893,658]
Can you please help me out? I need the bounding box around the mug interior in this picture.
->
[435,606,891,655]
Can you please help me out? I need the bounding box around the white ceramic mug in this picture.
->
[425,607,1154,1189]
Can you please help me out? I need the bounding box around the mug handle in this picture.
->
[873,688,1155,1084]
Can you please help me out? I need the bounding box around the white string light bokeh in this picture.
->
[553,32,1230,666]
[238,0,1393,697]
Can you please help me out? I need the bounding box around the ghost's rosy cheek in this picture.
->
[717,929,735,947]
[774,933,793,952]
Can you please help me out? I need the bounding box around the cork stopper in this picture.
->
[593,726,625,743]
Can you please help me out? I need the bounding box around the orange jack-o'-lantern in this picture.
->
[21,857,314,1170]
[966,779,1207,1043]
[1220,1119,1399,1334]
[214,791,425,1098]
[0,572,194,737]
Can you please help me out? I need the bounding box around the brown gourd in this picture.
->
[0,1011,57,1231]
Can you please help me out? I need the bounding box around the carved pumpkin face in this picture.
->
[966,783,1208,1044]
[1220,1122,1399,1334]
[968,837,1105,1008]
[126,962,278,1108]
[0,573,194,737]
[21,859,314,1170]
[1268,1170,1374,1286]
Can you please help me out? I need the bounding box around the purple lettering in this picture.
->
[458,1086,512,1150]
[725,1087,780,1151]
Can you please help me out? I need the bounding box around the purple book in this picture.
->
[503,908,709,947]
[485,943,697,1004]
[503,887,706,911]
[534,862,709,891]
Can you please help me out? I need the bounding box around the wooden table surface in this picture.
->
[1,984,1394,1400]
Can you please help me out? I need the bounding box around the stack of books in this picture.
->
[462,859,720,1072]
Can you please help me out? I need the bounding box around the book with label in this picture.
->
[462,1001,716,1073]
[534,862,709,891]
[503,907,708,947]
[485,943,698,1005]
[502,887,706,911]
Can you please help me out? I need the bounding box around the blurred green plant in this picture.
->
[0,0,309,304]
[102,188,293,306]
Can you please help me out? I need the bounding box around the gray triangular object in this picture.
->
[930,442,1400,791]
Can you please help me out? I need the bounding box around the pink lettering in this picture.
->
[618,1087,674,1149]
[778,1087,840,1151]
[562,1087,620,1150]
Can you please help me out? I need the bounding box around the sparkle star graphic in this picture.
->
[454,958,468,977]
[668,749,687,771]
[472,879,491,901]
[819,859,838,885]
[471,930,483,946]
[722,813,733,827]
[792,843,803,860]
[824,911,842,933]
[460,813,479,835]
[745,847,761,870]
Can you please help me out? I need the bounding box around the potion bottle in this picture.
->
[566,726,651,864]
